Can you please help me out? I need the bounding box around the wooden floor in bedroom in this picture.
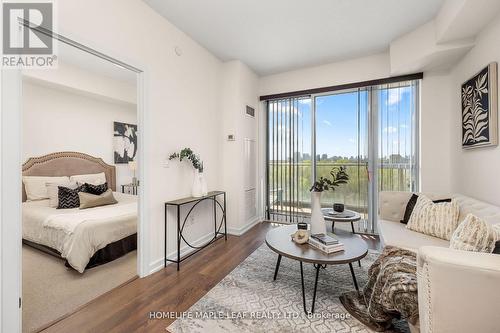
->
[41,221,380,333]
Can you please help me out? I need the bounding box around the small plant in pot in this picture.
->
[169,148,207,197]
[309,166,349,235]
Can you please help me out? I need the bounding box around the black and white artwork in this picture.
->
[462,62,498,149]
[114,121,137,163]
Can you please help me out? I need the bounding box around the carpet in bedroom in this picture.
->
[22,245,136,333]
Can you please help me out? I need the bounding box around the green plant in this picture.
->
[169,148,204,173]
[310,166,349,192]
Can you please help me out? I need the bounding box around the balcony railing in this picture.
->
[268,161,414,220]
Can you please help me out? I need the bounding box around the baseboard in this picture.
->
[149,216,263,274]
[148,231,215,274]
[227,216,262,236]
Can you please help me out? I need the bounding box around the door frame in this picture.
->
[1,22,151,332]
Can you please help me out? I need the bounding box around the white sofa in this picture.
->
[378,191,500,333]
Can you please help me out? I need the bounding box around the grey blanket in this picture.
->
[340,246,418,332]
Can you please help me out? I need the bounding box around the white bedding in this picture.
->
[23,192,137,273]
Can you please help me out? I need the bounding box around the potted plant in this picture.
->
[169,148,207,197]
[309,166,349,234]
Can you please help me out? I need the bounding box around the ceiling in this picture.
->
[143,0,444,75]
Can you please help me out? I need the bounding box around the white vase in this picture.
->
[200,172,208,196]
[192,169,203,197]
[310,191,326,235]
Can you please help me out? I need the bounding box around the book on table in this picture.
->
[311,233,339,245]
[308,237,344,254]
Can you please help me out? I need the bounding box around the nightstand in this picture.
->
[121,183,139,195]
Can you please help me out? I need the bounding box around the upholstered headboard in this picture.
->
[22,152,116,202]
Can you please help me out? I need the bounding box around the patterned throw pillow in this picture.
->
[406,195,460,240]
[450,215,500,253]
[57,185,83,209]
[400,194,452,224]
[81,182,108,195]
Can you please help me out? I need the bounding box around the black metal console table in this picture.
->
[164,191,226,270]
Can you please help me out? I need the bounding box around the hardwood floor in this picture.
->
[41,222,379,333]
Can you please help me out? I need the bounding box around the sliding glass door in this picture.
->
[314,89,369,224]
[267,97,312,222]
[266,79,420,233]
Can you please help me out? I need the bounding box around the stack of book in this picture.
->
[308,234,344,254]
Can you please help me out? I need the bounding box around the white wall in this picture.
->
[54,0,234,273]
[448,12,500,205]
[22,80,137,188]
[220,60,260,235]
[419,71,453,193]
[259,52,391,96]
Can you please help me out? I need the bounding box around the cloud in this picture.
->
[400,124,408,129]
[383,126,397,134]
[322,120,332,126]
[348,138,356,143]
[388,90,401,106]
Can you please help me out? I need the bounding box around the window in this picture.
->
[266,79,420,233]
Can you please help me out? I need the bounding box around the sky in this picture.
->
[269,86,416,160]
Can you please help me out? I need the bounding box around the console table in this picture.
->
[164,191,226,270]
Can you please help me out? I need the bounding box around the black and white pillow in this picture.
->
[400,194,452,224]
[81,182,108,195]
[493,241,500,254]
[57,185,84,209]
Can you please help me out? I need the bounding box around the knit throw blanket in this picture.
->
[340,246,418,332]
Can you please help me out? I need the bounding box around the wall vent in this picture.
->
[246,105,255,117]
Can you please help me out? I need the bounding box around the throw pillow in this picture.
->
[69,172,106,186]
[80,182,108,195]
[493,241,500,254]
[406,195,460,240]
[400,194,452,224]
[78,189,117,209]
[57,185,84,209]
[46,181,77,208]
[23,176,69,201]
[450,214,500,253]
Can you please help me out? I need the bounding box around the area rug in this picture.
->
[22,245,137,333]
[166,244,409,333]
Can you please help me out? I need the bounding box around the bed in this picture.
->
[22,152,137,273]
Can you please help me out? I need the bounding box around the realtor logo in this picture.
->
[2,1,56,68]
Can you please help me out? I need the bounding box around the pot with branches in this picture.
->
[169,148,207,197]
[309,166,349,235]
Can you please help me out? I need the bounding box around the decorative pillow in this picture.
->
[23,176,69,201]
[70,172,106,186]
[78,189,117,209]
[493,241,500,254]
[400,194,452,224]
[46,181,77,208]
[406,195,460,240]
[450,214,500,253]
[57,185,84,209]
[80,182,108,195]
[494,225,500,254]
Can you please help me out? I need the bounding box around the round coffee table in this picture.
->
[265,225,368,314]
[322,208,361,233]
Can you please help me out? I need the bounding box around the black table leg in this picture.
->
[273,254,282,280]
[331,221,335,232]
[177,205,180,271]
[350,221,355,233]
[164,203,167,268]
[349,262,359,292]
[300,262,325,314]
